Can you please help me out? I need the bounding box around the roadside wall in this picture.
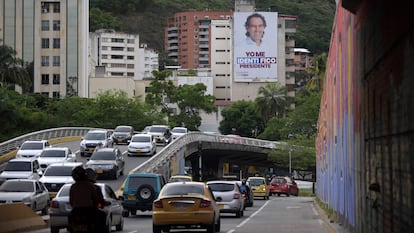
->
[316,0,414,232]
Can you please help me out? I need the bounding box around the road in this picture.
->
[22,141,333,233]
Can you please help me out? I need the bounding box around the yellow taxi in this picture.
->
[168,174,192,183]
[152,181,221,233]
[247,176,270,200]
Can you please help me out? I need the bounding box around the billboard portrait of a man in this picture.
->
[234,12,278,82]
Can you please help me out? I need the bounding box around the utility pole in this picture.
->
[289,148,292,176]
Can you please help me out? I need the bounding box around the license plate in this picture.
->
[128,195,136,200]
[174,203,187,210]
[135,149,141,153]
[73,225,89,231]
[118,139,122,142]
[88,148,94,152]
[96,169,103,174]
[49,193,57,198]
[218,204,224,209]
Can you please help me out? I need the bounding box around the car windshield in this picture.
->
[163,184,204,195]
[90,151,116,160]
[131,136,151,143]
[20,142,43,150]
[84,132,106,140]
[208,183,235,192]
[115,126,131,132]
[149,126,166,133]
[57,185,71,197]
[271,178,286,184]
[4,161,31,171]
[44,166,74,176]
[248,179,265,186]
[39,150,65,158]
[0,181,34,192]
[172,128,186,133]
[169,177,191,182]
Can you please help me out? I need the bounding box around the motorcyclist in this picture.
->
[85,168,110,233]
[69,166,100,233]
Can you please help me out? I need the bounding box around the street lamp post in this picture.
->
[289,148,292,176]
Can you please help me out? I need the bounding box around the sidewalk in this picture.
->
[313,200,352,233]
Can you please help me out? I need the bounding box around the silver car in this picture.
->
[37,147,77,171]
[49,183,124,233]
[15,140,51,158]
[127,134,157,156]
[207,180,244,218]
[0,158,42,184]
[171,127,188,140]
[0,179,49,215]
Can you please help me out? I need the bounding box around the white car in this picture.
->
[0,179,49,215]
[16,140,51,158]
[79,129,113,157]
[39,162,83,199]
[127,134,157,156]
[147,125,171,145]
[171,127,188,140]
[0,158,42,184]
[37,147,77,171]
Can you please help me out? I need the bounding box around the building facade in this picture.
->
[89,29,159,81]
[0,0,89,97]
[164,11,232,69]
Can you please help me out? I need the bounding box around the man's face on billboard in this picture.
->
[246,16,265,43]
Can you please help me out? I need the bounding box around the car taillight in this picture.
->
[153,200,163,208]
[233,193,241,199]
[50,201,59,208]
[199,199,211,208]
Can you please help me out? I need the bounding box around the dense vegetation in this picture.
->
[89,0,336,55]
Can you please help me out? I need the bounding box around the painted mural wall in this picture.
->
[316,0,414,232]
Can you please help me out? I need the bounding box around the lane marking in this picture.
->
[228,199,271,232]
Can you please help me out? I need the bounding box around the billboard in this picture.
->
[233,12,278,82]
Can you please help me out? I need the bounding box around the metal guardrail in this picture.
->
[0,127,103,156]
[132,132,286,174]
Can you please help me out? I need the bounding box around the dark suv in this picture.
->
[121,173,166,217]
[112,125,134,145]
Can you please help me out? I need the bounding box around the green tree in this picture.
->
[170,83,216,130]
[0,45,31,91]
[306,53,327,91]
[145,70,175,116]
[219,100,261,137]
[255,82,290,124]
[89,8,121,32]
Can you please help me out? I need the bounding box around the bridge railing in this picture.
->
[0,127,100,157]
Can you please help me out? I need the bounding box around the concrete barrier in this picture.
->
[0,203,46,233]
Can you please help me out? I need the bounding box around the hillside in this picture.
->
[90,0,335,55]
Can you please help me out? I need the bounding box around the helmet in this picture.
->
[85,168,97,183]
[241,179,246,185]
[72,166,86,182]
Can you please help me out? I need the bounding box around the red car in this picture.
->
[269,176,299,197]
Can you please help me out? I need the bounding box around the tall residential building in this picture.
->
[0,0,89,97]
[164,11,232,69]
[90,29,158,80]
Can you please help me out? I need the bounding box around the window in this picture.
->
[52,92,60,98]
[111,38,124,43]
[53,74,60,84]
[53,56,60,66]
[53,20,60,31]
[101,55,108,59]
[41,56,49,66]
[41,20,49,31]
[41,38,49,48]
[111,55,123,59]
[127,39,135,43]
[127,64,134,68]
[41,74,49,84]
[41,3,50,13]
[127,72,134,77]
[127,47,134,51]
[53,38,60,48]
[102,46,108,50]
[127,56,134,60]
[111,72,124,76]
[53,3,60,13]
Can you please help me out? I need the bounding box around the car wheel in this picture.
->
[153,224,162,233]
[206,221,216,233]
[116,216,124,231]
[215,216,221,232]
[120,168,124,176]
[122,210,129,217]
[106,216,112,233]
[130,210,137,216]
[41,204,48,215]
[50,227,60,233]
[113,169,119,180]
[136,184,155,201]
[80,152,84,157]
[295,190,299,196]
[236,210,241,218]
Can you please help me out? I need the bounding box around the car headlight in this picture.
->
[80,141,86,147]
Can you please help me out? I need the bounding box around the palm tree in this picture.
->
[255,82,289,124]
[306,53,327,91]
[0,45,31,91]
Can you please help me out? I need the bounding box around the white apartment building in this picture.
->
[89,29,159,81]
[0,0,89,97]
